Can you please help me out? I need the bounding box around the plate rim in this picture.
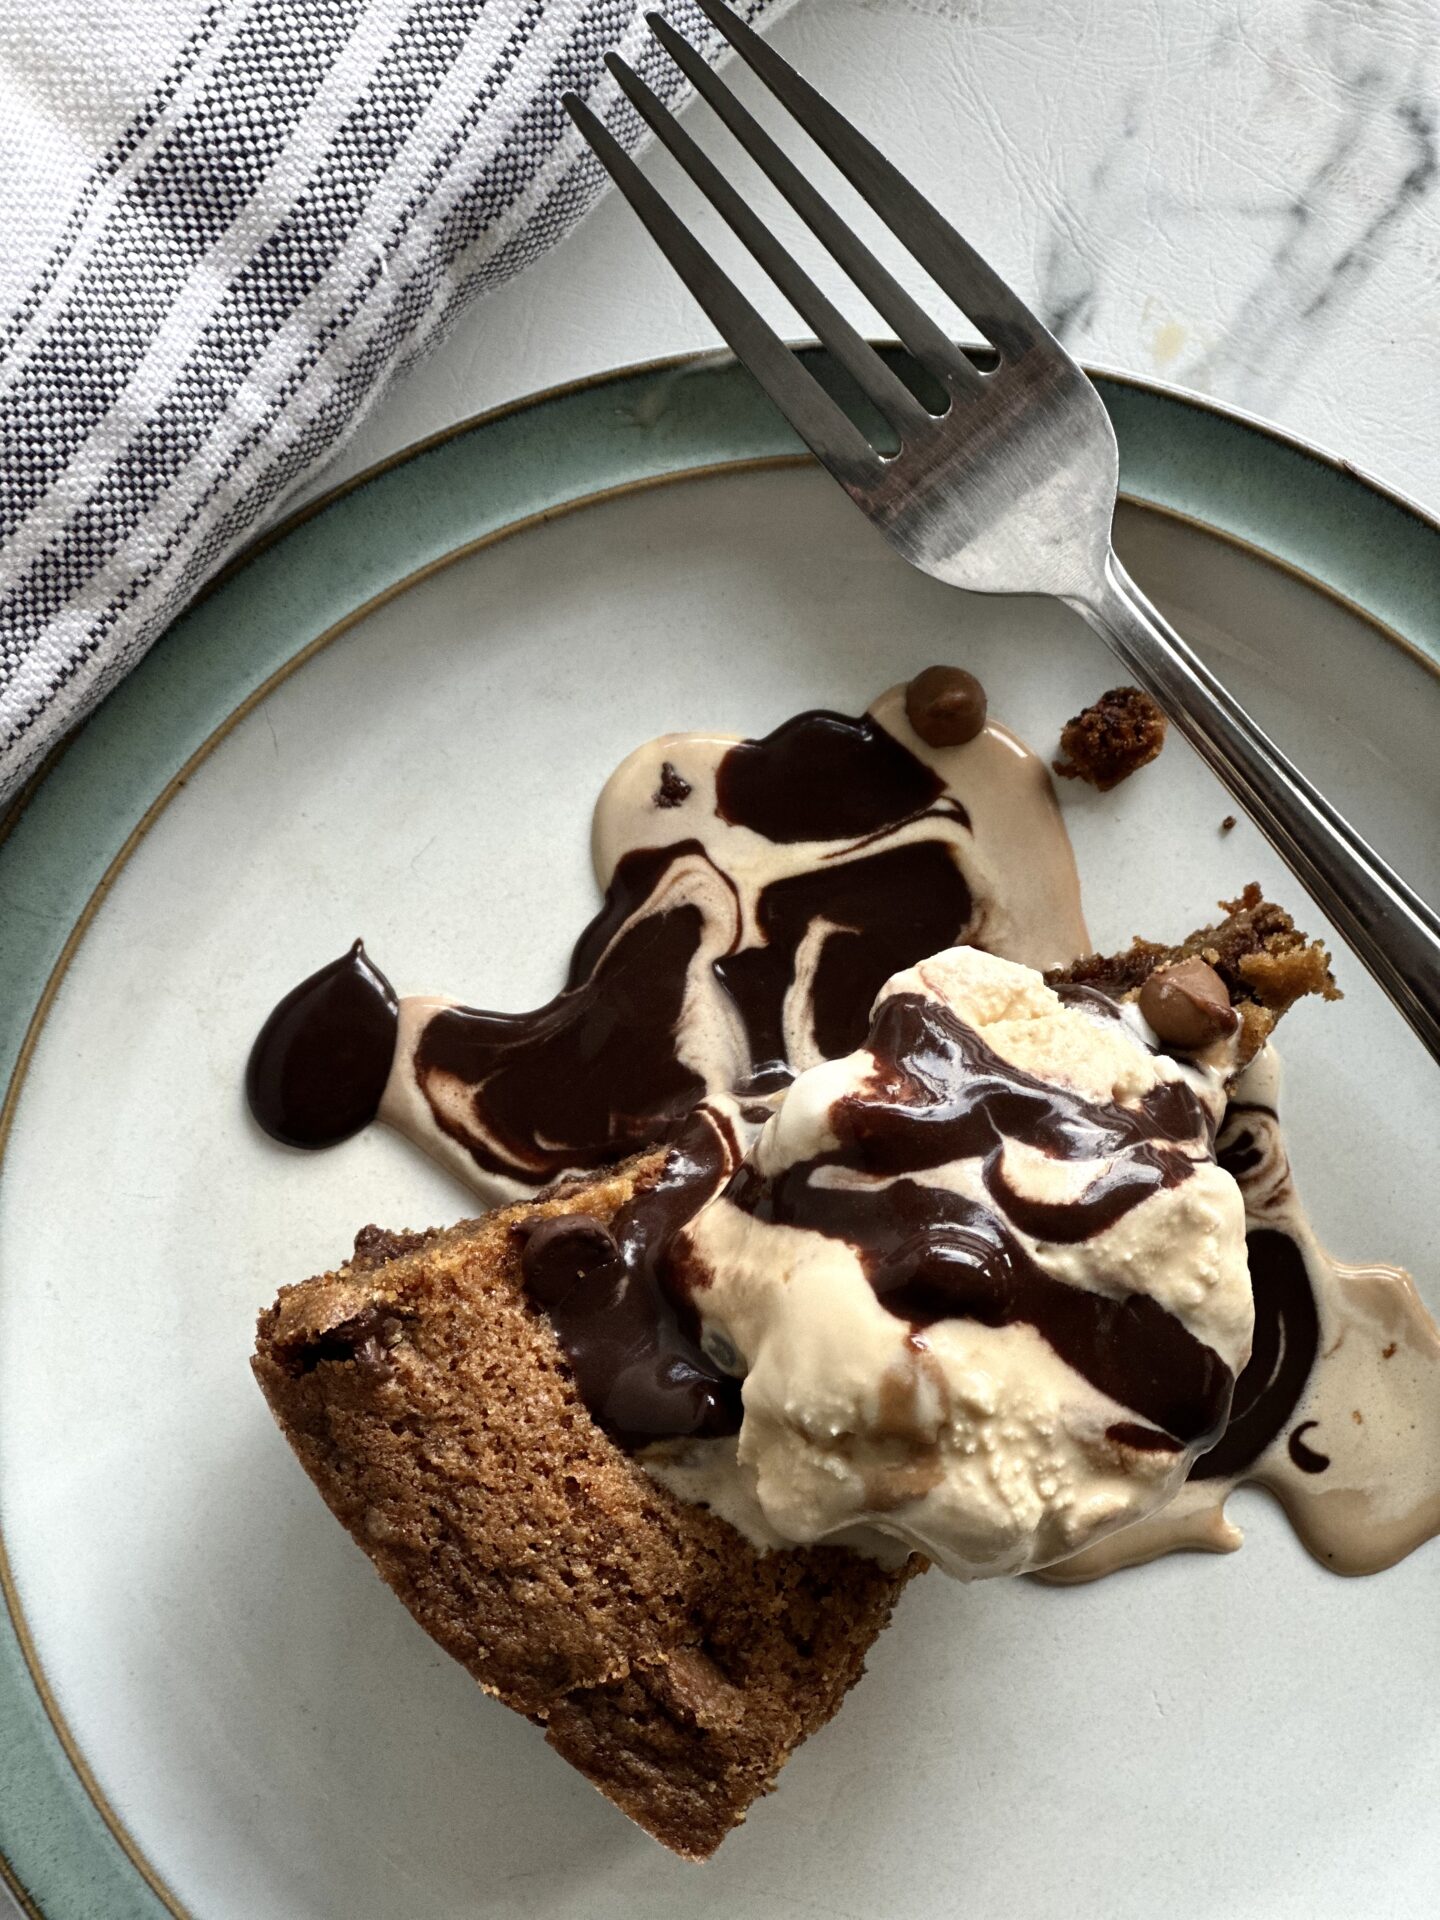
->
[5,344,1440,847]
[190,348,1440,689]
[1,349,1437,1920]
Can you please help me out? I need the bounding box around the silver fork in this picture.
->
[564,0,1440,1065]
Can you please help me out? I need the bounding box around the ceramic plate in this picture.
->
[1,352,1437,1920]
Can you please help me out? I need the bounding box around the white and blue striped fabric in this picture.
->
[0,0,787,807]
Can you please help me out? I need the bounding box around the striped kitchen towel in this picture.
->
[0,0,788,809]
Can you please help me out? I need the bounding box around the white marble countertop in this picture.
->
[319,0,1440,514]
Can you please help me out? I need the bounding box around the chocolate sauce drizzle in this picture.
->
[714,842,972,1084]
[400,711,979,1180]
[715,708,959,841]
[245,707,1003,1447]
[722,991,1234,1448]
[415,846,712,1183]
[248,699,1254,1471]
[517,1109,743,1444]
[1188,1137,1322,1481]
[246,941,398,1149]
[1287,1420,1331,1474]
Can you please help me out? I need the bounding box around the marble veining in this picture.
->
[317,0,1440,515]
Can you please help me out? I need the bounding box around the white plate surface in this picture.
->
[1,469,1436,1920]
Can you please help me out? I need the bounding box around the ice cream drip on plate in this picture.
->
[380,685,1086,1203]
[1042,1045,1440,1582]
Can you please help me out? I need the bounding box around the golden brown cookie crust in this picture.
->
[253,1152,919,1859]
[1047,883,1339,1064]
[1053,685,1168,791]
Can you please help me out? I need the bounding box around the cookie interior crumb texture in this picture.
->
[1048,883,1340,1064]
[1053,684,1168,791]
[253,1152,920,1860]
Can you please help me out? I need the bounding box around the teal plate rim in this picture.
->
[2,347,1438,1920]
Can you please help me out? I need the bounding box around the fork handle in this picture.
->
[1072,552,1440,1067]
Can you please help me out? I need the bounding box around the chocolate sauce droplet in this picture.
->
[246,941,399,1149]
[1287,1419,1330,1474]
[905,665,988,747]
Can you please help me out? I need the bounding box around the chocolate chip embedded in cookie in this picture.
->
[1047,883,1339,1068]
[517,1212,619,1305]
[1139,956,1239,1050]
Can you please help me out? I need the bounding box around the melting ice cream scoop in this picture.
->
[670,947,1253,1578]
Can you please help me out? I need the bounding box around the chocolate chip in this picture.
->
[904,665,988,747]
[519,1213,620,1306]
[1138,957,1239,1050]
[351,1224,434,1270]
[280,1304,408,1377]
[659,1646,745,1729]
[654,761,691,808]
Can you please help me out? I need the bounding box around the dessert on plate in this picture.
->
[254,1164,919,1861]
[248,667,1440,1855]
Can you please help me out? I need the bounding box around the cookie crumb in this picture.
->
[1047,881,1339,1068]
[1053,686,1167,791]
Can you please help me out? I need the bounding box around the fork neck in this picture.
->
[1070,553,1440,1067]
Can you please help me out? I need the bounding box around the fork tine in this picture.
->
[604,52,932,444]
[691,0,1047,362]
[647,10,979,393]
[563,92,878,482]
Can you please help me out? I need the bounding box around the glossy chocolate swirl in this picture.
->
[1184,1102,1324,1481]
[516,1106,746,1444]
[249,691,1088,1200]
[721,987,1234,1449]
[1041,1047,1440,1585]
[1188,1226,1319,1480]
[406,713,982,1182]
